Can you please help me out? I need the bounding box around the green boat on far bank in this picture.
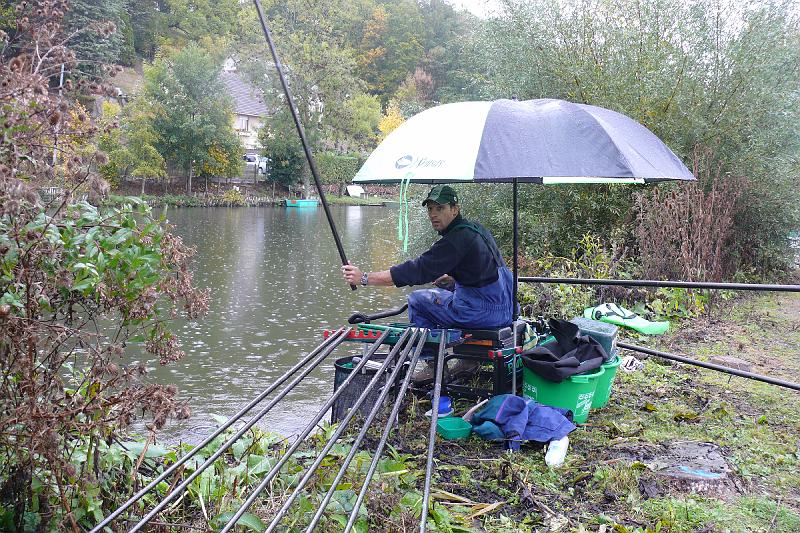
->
[284,198,319,208]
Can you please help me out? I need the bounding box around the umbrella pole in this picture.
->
[512,178,519,319]
[252,0,356,290]
[511,179,520,395]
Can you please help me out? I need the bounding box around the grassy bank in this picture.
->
[105,193,393,208]
[80,292,800,531]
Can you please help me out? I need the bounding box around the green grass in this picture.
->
[84,292,800,531]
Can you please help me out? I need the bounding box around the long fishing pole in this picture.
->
[420,331,447,533]
[90,328,349,532]
[618,342,800,391]
[519,276,800,293]
[340,329,428,533]
[220,328,401,532]
[252,0,356,290]
[266,329,422,532]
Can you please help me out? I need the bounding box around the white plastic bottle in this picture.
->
[544,436,569,468]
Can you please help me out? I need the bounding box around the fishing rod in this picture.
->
[219,328,402,532]
[252,0,356,290]
[267,328,424,532]
[126,327,366,533]
[420,331,447,533]
[90,328,349,532]
[519,276,800,293]
[340,329,428,533]
[618,342,800,392]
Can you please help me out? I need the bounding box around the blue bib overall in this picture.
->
[407,222,515,330]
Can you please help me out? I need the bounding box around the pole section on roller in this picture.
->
[125,328,354,533]
[519,276,800,293]
[252,0,356,290]
[219,329,400,533]
[341,329,428,533]
[264,330,417,533]
[420,331,447,533]
[618,342,800,391]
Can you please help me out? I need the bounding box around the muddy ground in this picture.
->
[364,291,800,532]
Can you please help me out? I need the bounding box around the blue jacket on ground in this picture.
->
[471,394,575,451]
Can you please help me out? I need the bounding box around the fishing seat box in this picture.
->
[443,321,527,400]
[451,324,520,355]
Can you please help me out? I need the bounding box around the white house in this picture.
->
[219,66,269,152]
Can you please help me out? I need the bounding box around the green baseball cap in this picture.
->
[421,185,459,206]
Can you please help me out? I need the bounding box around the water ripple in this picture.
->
[129,206,415,440]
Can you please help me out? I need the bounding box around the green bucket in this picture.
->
[591,354,622,409]
[522,365,605,423]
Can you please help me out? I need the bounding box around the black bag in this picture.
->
[521,318,608,382]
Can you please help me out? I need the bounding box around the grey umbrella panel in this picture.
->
[474,99,694,183]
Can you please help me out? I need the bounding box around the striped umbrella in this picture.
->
[352,98,695,318]
[353,98,695,184]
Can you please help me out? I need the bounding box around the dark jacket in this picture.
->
[521,319,607,382]
[390,214,504,288]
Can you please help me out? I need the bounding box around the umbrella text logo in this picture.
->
[395,154,445,170]
[395,155,414,169]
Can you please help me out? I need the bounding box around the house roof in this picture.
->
[219,71,269,118]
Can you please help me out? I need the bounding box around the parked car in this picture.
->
[257,156,271,175]
[243,154,270,175]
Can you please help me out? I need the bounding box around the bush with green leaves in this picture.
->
[0,197,208,529]
[220,187,246,206]
[519,233,627,319]
[317,152,363,194]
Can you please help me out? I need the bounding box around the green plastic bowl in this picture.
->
[436,417,473,440]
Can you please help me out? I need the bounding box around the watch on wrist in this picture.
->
[360,272,369,286]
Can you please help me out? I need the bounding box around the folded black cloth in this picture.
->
[521,318,608,382]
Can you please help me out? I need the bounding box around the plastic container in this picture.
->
[591,354,622,409]
[522,366,605,423]
[570,317,618,360]
[544,436,569,468]
[436,417,473,440]
[424,396,452,418]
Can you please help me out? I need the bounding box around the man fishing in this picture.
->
[341,184,515,334]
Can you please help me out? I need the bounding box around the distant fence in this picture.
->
[37,187,87,204]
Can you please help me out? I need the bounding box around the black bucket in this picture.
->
[331,355,398,423]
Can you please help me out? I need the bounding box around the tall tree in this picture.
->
[125,0,244,61]
[99,100,168,194]
[63,0,126,75]
[466,0,800,272]
[356,0,425,99]
[142,43,241,194]
[127,0,168,61]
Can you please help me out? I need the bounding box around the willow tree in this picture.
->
[465,0,800,274]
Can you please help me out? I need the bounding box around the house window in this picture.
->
[244,118,249,132]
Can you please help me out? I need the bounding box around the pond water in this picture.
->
[142,206,422,442]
